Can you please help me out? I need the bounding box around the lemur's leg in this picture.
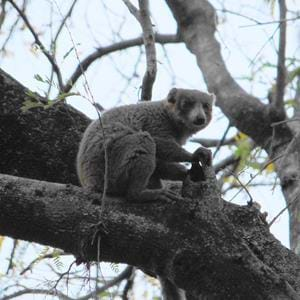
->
[105,131,179,203]
[155,161,188,181]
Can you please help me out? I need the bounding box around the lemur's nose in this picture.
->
[194,116,206,125]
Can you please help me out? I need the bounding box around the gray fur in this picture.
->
[77,88,213,202]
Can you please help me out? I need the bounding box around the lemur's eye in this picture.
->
[203,103,210,110]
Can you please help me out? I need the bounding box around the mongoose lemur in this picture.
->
[77,88,214,300]
[77,88,214,203]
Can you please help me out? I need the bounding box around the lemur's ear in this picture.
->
[167,88,177,104]
[209,93,216,105]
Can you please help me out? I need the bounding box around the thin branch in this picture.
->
[6,239,18,274]
[121,0,140,20]
[222,182,279,194]
[1,288,72,300]
[294,75,300,118]
[0,0,28,54]
[46,0,79,97]
[7,0,64,91]
[213,123,231,158]
[229,172,254,205]
[53,260,76,289]
[122,267,136,300]
[20,250,65,275]
[137,0,157,100]
[77,266,134,300]
[274,0,287,117]
[62,33,180,94]
[0,0,7,30]
[229,153,285,202]
[248,25,280,67]
[190,137,235,148]
[53,0,78,44]
[268,192,300,228]
[213,154,238,174]
[240,17,300,28]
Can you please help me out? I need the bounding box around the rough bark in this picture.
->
[0,68,90,185]
[165,0,300,253]
[1,69,300,298]
[1,172,300,299]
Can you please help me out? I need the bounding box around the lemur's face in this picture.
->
[167,88,214,132]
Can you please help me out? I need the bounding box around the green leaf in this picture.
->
[53,256,64,270]
[34,74,46,83]
[63,43,80,59]
[21,99,44,112]
[110,263,119,273]
[285,99,296,108]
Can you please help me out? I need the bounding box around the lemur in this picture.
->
[77,88,214,203]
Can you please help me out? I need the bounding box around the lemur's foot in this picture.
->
[128,189,182,204]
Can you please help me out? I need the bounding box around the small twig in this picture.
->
[53,0,78,44]
[248,25,280,67]
[213,123,231,158]
[52,0,104,125]
[229,172,254,205]
[268,192,300,228]
[46,0,78,97]
[20,250,65,275]
[1,287,72,300]
[268,201,292,228]
[0,0,27,54]
[6,239,18,274]
[53,260,76,290]
[190,137,235,148]
[222,182,278,194]
[229,153,284,202]
[6,0,63,91]
[271,118,300,127]
[240,17,300,28]
[76,266,134,300]
[213,154,238,174]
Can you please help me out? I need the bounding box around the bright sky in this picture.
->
[0,0,299,297]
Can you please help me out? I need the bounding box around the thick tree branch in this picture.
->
[62,33,180,94]
[1,173,300,299]
[0,68,89,185]
[0,175,300,299]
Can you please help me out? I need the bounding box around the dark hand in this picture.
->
[192,147,212,166]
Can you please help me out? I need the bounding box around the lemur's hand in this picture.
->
[192,147,212,166]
